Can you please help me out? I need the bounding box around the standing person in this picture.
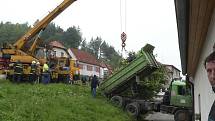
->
[91,75,99,98]
[13,60,23,83]
[204,51,215,121]
[29,61,37,84]
[36,61,41,83]
[42,62,50,84]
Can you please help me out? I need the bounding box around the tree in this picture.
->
[41,23,64,44]
[88,37,103,58]
[0,21,123,70]
[80,39,90,52]
[62,26,82,48]
[0,22,29,44]
[137,65,166,99]
[79,36,122,69]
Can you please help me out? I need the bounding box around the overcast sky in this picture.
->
[0,0,181,70]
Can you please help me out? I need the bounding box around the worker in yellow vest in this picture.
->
[36,61,41,83]
[42,62,50,84]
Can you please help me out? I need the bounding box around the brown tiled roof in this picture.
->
[70,48,100,66]
[49,41,66,49]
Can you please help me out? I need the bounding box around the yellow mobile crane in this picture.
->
[0,0,78,82]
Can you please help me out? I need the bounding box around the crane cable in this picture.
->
[120,0,127,57]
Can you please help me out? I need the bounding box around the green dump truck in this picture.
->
[100,44,193,121]
[100,44,159,97]
[100,44,160,116]
[161,80,193,121]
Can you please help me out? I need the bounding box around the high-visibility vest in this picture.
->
[43,64,49,73]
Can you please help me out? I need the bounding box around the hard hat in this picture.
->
[36,62,40,65]
[32,61,36,64]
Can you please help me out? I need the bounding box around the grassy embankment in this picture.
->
[0,80,133,121]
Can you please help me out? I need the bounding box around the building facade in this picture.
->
[49,41,70,58]
[164,64,181,88]
[175,0,215,120]
[68,48,101,78]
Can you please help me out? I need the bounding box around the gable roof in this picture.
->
[69,48,100,66]
[49,41,66,49]
[163,64,181,72]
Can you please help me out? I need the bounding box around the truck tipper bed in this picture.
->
[100,44,159,97]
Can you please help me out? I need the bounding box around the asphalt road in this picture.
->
[144,112,174,121]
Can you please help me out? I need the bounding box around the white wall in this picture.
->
[100,67,104,78]
[79,62,100,77]
[67,49,77,60]
[173,69,180,79]
[52,47,69,58]
[194,9,215,121]
[67,49,101,78]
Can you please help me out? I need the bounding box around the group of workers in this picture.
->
[13,60,50,84]
[13,60,99,97]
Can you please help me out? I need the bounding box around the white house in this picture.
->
[48,41,70,58]
[68,48,101,78]
[175,0,215,120]
[100,61,113,79]
[35,41,70,61]
[163,64,181,88]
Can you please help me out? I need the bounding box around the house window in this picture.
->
[87,65,93,71]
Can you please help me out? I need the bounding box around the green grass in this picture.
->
[0,80,132,121]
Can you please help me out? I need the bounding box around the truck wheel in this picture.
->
[110,96,124,107]
[174,110,190,121]
[126,102,140,117]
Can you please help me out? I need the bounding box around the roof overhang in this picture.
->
[175,0,215,77]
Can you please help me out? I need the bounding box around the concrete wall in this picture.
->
[194,9,215,121]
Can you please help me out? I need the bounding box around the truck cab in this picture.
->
[170,80,192,108]
[162,80,193,121]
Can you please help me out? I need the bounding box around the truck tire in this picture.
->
[126,102,140,117]
[174,110,191,121]
[110,96,124,107]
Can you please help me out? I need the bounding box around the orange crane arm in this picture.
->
[13,0,77,50]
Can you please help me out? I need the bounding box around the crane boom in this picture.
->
[13,0,76,50]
